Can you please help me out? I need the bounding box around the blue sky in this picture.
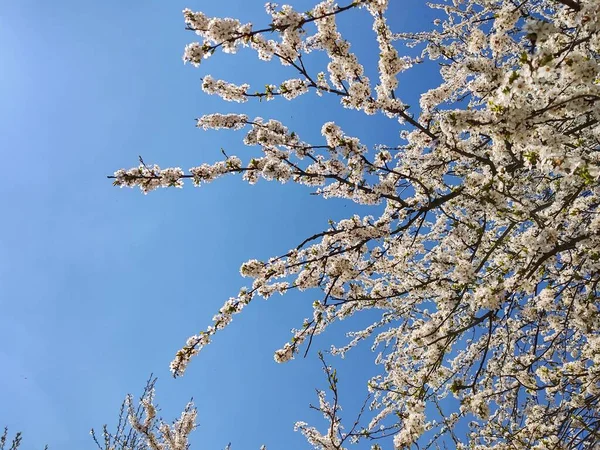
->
[0,1,440,448]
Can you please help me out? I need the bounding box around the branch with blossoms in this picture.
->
[112,0,600,448]
[294,352,408,450]
[91,375,198,450]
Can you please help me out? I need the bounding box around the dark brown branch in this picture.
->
[554,0,581,11]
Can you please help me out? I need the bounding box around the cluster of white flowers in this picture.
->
[114,0,600,448]
[279,78,308,100]
[182,42,209,67]
[196,113,248,130]
[183,8,251,56]
[393,400,426,449]
[189,157,242,186]
[126,388,197,450]
[201,75,249,102]
[113,165,184,194]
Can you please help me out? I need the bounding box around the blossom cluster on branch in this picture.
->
[112,0,600,448]
[91,376,197,450]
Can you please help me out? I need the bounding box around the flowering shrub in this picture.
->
[112,0,600,448]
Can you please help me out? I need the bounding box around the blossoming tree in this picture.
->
[111,0,600,448]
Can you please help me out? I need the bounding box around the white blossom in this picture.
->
[113,1,600,448]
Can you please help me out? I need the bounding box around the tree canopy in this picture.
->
[112,0,600,448]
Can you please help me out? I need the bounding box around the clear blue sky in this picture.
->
[0,1,440,448]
